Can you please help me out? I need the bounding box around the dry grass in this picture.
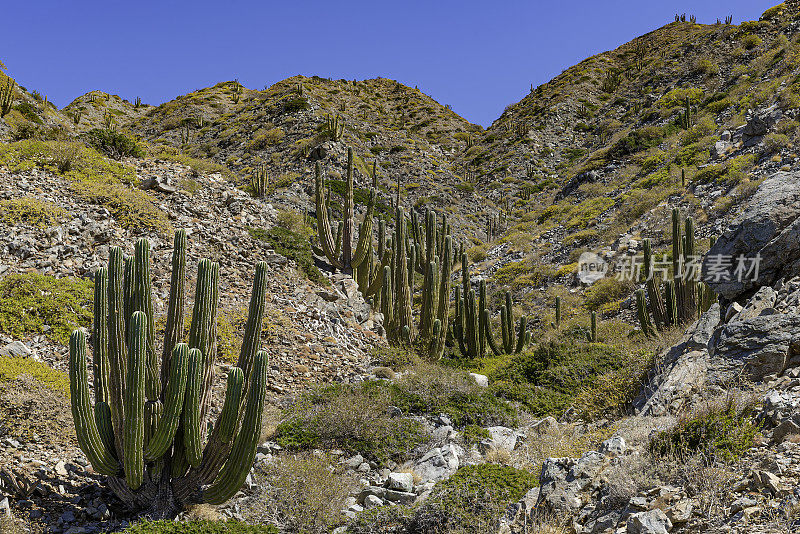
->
[244,452,356,534]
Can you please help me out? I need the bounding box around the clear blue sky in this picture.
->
[0,0,779,127]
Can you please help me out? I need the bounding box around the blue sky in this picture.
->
[0,0,779,127]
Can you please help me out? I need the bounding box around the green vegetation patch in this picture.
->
[85,129,145,159]
[0,197,66,228]
[0,273,93,345]
[0,140,169,233]
[248,226,327,286]
[0,355,70,396]
[486,341,632,416]
[649,399,759,463]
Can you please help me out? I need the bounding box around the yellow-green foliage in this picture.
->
[566,197,614,229]
[490,258,551,290]
[658,88,704,110]
[0,273,93,345]
[0,197,66,228]
[0,140,170,233]
[741,34,763,50]
[216,308,276,363]
[0,355,70,397]
[761,3,785,20]
[150,146,232,178]
[247,127,285,151]
[680,116,716,146]
[583,276,633,311]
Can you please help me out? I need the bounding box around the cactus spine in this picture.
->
[68,231,269,518]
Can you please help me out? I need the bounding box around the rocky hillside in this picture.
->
[4,2,800,534]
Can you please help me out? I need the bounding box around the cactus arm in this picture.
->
[69,330,119,475]
[93,268,110,405]
[364,248,392,298]
[123,311,147,490]
[94,401,117,459]
[162,229,187,390]
[203,352,268,505]
[515,316,527,353]
[352,189,376,269]
[341,148,355,271]
[483,310,501,356]
[217,368,245,443]
[144,344,190,462]
[236,261,267,381]
[107,247,127,464]
[478,280,487,357]
[182,348,204,468]
[314,162,345,270]
[134,239,159,401]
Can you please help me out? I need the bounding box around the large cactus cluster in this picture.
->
[453,269,529,359]
[1,78,15,118]
[637,209,715,336]
[380,205,454,358]
[69,230,269,518]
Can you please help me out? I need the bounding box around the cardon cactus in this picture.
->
[484,290,529,355]
[69,230,269,518]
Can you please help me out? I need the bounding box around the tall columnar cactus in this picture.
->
[386,206,415,344]
[251,166,270,198]
[484,290,529,355]
[315,148,381,281]
[636,289,657,337]
[325,113,344,141]
[586,311,598,342]
[642,239,666,330]
[551,296,561,329]
[0,78,14,118]
[69,230,269,518]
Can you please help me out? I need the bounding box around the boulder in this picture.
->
[702,171,800,300]
[412,445,459,483]
[386,472,414,493]
[708,313,800,384]
[537,451,608,512]
[626,509,672,534]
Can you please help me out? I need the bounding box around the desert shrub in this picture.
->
[370,345,421,370]
[742,34,763,50]
[608,126,668,159]
[583,276,634,311]
[273,380,431,463]
[640,152,665,173]
[0,197,66,228]
[694,59,717,76]
[247,453,355,534]
[85,128,145,159]
[680,116,716,146]
[283,97,309,112]
[275,209,308,234]
[248,226,327,286]
[123,521,277,534]
[151,147,232,178]
[649,397,759,463]
[762,132,789,156]
[0,273,93,345]
[488,341,631,416]
[14,102,42,123]
[248,127,285,151]
[409,464,538,534]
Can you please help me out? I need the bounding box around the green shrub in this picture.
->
[273,380,431,463]
[409,465,538,534]
[123,520,278,534]
[284,96,309,112]
[649,398,759,463]
[13,102,42,123]
[584,277,634,311]
[85,128,145,159]
[742,34,763,50]
[0,198,66,228]
[0,273,93,345]
[248,226,327,286]
[488,341,631,416]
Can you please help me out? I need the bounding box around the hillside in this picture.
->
[2,2,800,534]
